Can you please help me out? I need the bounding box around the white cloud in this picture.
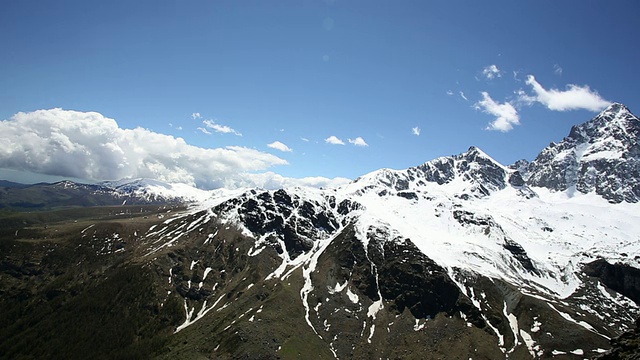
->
[348,137,368,147]
[300,137,310,142]
[197,127,212,135]
[325,135,345,145]
[482,64,502,79]
[412,127,421,136]
[459,91,468,101]
[553,64,563,76]
[475,92,520,132]
[202,119,242,136]
[267,141,292,152]
[0,108,302,189]
[446,90,454,96]
[191,112,201,120]
[520,75,611,112]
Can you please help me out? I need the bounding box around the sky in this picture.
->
[1,0,639,189]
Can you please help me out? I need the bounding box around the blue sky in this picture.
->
[1,1,639,188]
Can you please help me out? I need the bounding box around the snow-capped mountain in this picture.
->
[2,104,639,359]
[127,103,640,358]
[0,178,216,209]
[100,178,216,203]
[347,144,535,200]
[526,103,640,203]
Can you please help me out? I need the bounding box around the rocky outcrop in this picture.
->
[583,259,640,304]
[597,318,640,360]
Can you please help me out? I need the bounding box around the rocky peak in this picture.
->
[461,145,492,161]
[567,102,639,144]
[508,159,531,179]
[599,102,632,119]
[526,103,640,203]
[350,146,515,199]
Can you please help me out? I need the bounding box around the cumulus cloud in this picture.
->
[519,75,611,112]
[202,119,242,136]
[475,92,520,132]
[325,135,345,145]
[459,91,468,101]
[446,90,454,96]
[412,127,421,136]
[482,64,502,79]
[0,108,350,190]
[267,141,292,152]
[348,137,368,147]
[191,112,202,120]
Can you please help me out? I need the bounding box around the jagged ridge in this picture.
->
[526,103,640,203]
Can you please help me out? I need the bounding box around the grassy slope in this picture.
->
[0,206,183,360]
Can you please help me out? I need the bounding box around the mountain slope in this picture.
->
[1,104,639,359]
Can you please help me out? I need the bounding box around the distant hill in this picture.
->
[0,179,210,210]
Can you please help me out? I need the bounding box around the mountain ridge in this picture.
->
[1,103,639,359]
[2,103,637,205]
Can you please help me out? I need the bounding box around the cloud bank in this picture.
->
[0,109,347,189]
[475,92,520,132]
[520,75,611,112]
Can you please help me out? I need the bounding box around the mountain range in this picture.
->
[1,103,639,359]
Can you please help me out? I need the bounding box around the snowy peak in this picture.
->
[462,145,497,162]
[527,103,640,203]
[348,146,523,200]
[599,102,632,119]
[567,102,639,144]
[413,146,512,197]
[100,178,213,202]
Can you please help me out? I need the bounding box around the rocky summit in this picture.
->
[1,104,640,359]
[526,103,640,203]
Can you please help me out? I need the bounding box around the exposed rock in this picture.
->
[583,259,640,304]
[527,103,640,203]
[597,317,640,360]
[503,238,538,274]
